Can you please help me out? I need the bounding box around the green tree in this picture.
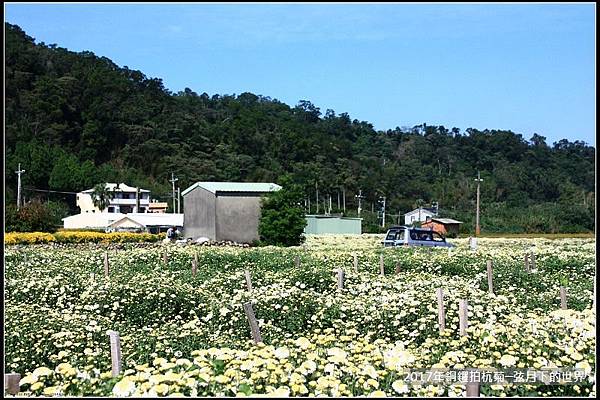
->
[90,183,114,212]
[258,178,307,246]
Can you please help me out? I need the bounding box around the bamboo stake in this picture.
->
[337,268,345,290]
[104,252,109,277]
[4,373,21,395]
[465,369,481,397]
[437,287,445,334]
[244,270,253,292]
[487,260,494,294]
[106,330,122,377]
[560,287,567,309]
[192,254,198,277]
[459,299,468,336]
[243,302,262,343]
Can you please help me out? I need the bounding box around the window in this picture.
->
[386,230,398,240]
[395,230,405,241]
[433,232,445,242]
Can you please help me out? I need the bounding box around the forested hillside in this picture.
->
[4,23,595,233]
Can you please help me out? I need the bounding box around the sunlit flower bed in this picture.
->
[4,236,596,397]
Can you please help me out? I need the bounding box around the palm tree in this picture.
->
[91,183,114,212]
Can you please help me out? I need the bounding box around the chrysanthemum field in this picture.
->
[4,235,596,397]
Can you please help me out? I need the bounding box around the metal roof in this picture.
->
[182,182,282,196]
[404,207,436,216]
[81,183,150,193]
[430,218,463,224]
[109,213,184,227]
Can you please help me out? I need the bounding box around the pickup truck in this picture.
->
[381,226,455,248]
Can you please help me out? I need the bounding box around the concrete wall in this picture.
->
[76,193,99,213]
[183,187,216,240]
[215,194,263,243]
[304,216,362,234]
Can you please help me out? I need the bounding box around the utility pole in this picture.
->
[475,171,483,236]
[316,182,319,214]
[380,196,386,228]
[169,173,178,214]
[355,189,365,217]
[342,187,346,213]
[16,163,25,210]
[177,187,181,214]
[329,194,332,214]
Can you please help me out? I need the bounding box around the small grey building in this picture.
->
[181,182,281,243]
[304,215,362,234]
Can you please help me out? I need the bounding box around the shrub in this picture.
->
[4,232,56,245]
[258,178,307,247]
[4,231,161,245]
[5,200,68,233]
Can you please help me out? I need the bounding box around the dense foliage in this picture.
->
[5,200,69,233]
[4,231,161,245]
[4,23,595,233]
[258,179,307,246]
[4,236,595,396]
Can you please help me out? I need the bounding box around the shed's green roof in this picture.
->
[182,182,281,196]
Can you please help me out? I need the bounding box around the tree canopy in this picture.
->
[4,22,595,233]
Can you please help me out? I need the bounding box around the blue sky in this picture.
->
[5,3,596,146]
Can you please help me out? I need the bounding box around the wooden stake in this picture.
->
[459,299,468,336]
[163,250,168,264]
[243,302,262,343]
[4,373,21,395]
[560,287,567,309]
[379,254,385,275]
[487,260,493,294]
[524,253,530,272]
[192,254,198,277]
[294,255,300,268]
[395,262,401,274]
[104,252,109,277]
[337,268,345,290]
[244,270,253,291]
[437,287,445,334]
[465,369,480,397]
[106,330,122,377]
[353,253,358,271]
[530,252,536,270]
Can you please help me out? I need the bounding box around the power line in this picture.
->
[23,187,78,195]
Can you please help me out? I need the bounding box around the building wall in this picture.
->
[77,192,150,213]
[404,210,434,225]
[304,216,362,234]
[183,187,216,240]
[77,193,98,213]
[63,213,124,230]
[215,194,264,243]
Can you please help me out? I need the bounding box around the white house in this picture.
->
[77,183,151,214]
[404,207,437,225]
[108,213,184,234]
[63,212,183,233]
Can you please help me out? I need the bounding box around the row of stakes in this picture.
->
[6,251,569,396]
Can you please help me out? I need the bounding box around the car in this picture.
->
[381,226,455,248]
